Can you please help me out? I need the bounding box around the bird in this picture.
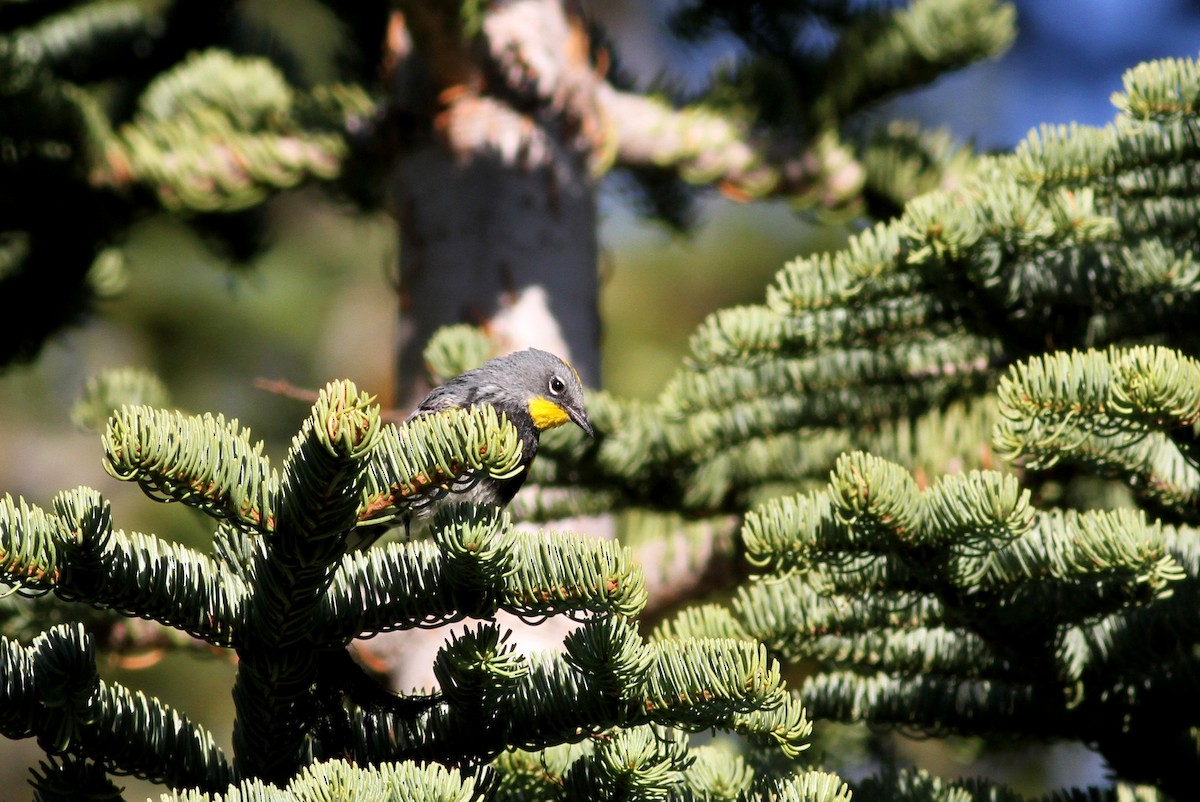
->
[350,347,593,548]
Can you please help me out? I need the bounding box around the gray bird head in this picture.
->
[424,347,592,438]
[490,348,593,438]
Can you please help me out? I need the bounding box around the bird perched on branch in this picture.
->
[350,347,593,548]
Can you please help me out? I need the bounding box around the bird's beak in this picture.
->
[569,405,594,438]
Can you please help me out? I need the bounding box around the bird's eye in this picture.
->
[548,376,566,395]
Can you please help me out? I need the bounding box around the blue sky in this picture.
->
[608,0,1200,149]
[900,0,1200,148]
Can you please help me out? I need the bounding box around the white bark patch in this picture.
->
[489,285,572,360]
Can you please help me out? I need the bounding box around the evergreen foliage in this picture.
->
[0,377,813,798]
[519,30,1200,802]
[3,1,1200,801]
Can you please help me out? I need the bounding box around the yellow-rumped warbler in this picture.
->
[352,347,592,548]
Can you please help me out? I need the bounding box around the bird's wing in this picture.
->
[405,379,504,420]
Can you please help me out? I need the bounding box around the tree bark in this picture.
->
[389,0,604,410]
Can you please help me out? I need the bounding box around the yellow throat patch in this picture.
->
[528,396,571,431]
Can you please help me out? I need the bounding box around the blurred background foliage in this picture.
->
[4,0,1200,797]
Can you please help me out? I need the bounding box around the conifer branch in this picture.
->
[996,346,1200,520]
[852,767,1028,802]
[233,380,381,784]
[95,51,375,211]
[323,509,646,642]
[5,0,168,78]
[858,121,982,216]
[356,406,526,528]
[102,406,277,534]
[346,623,809,768]
[163,759,482,802]
[2,624,231,792]
[597,86,866,209]
[814,0,1017,124]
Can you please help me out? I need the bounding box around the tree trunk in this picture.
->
[388,0,604,409]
